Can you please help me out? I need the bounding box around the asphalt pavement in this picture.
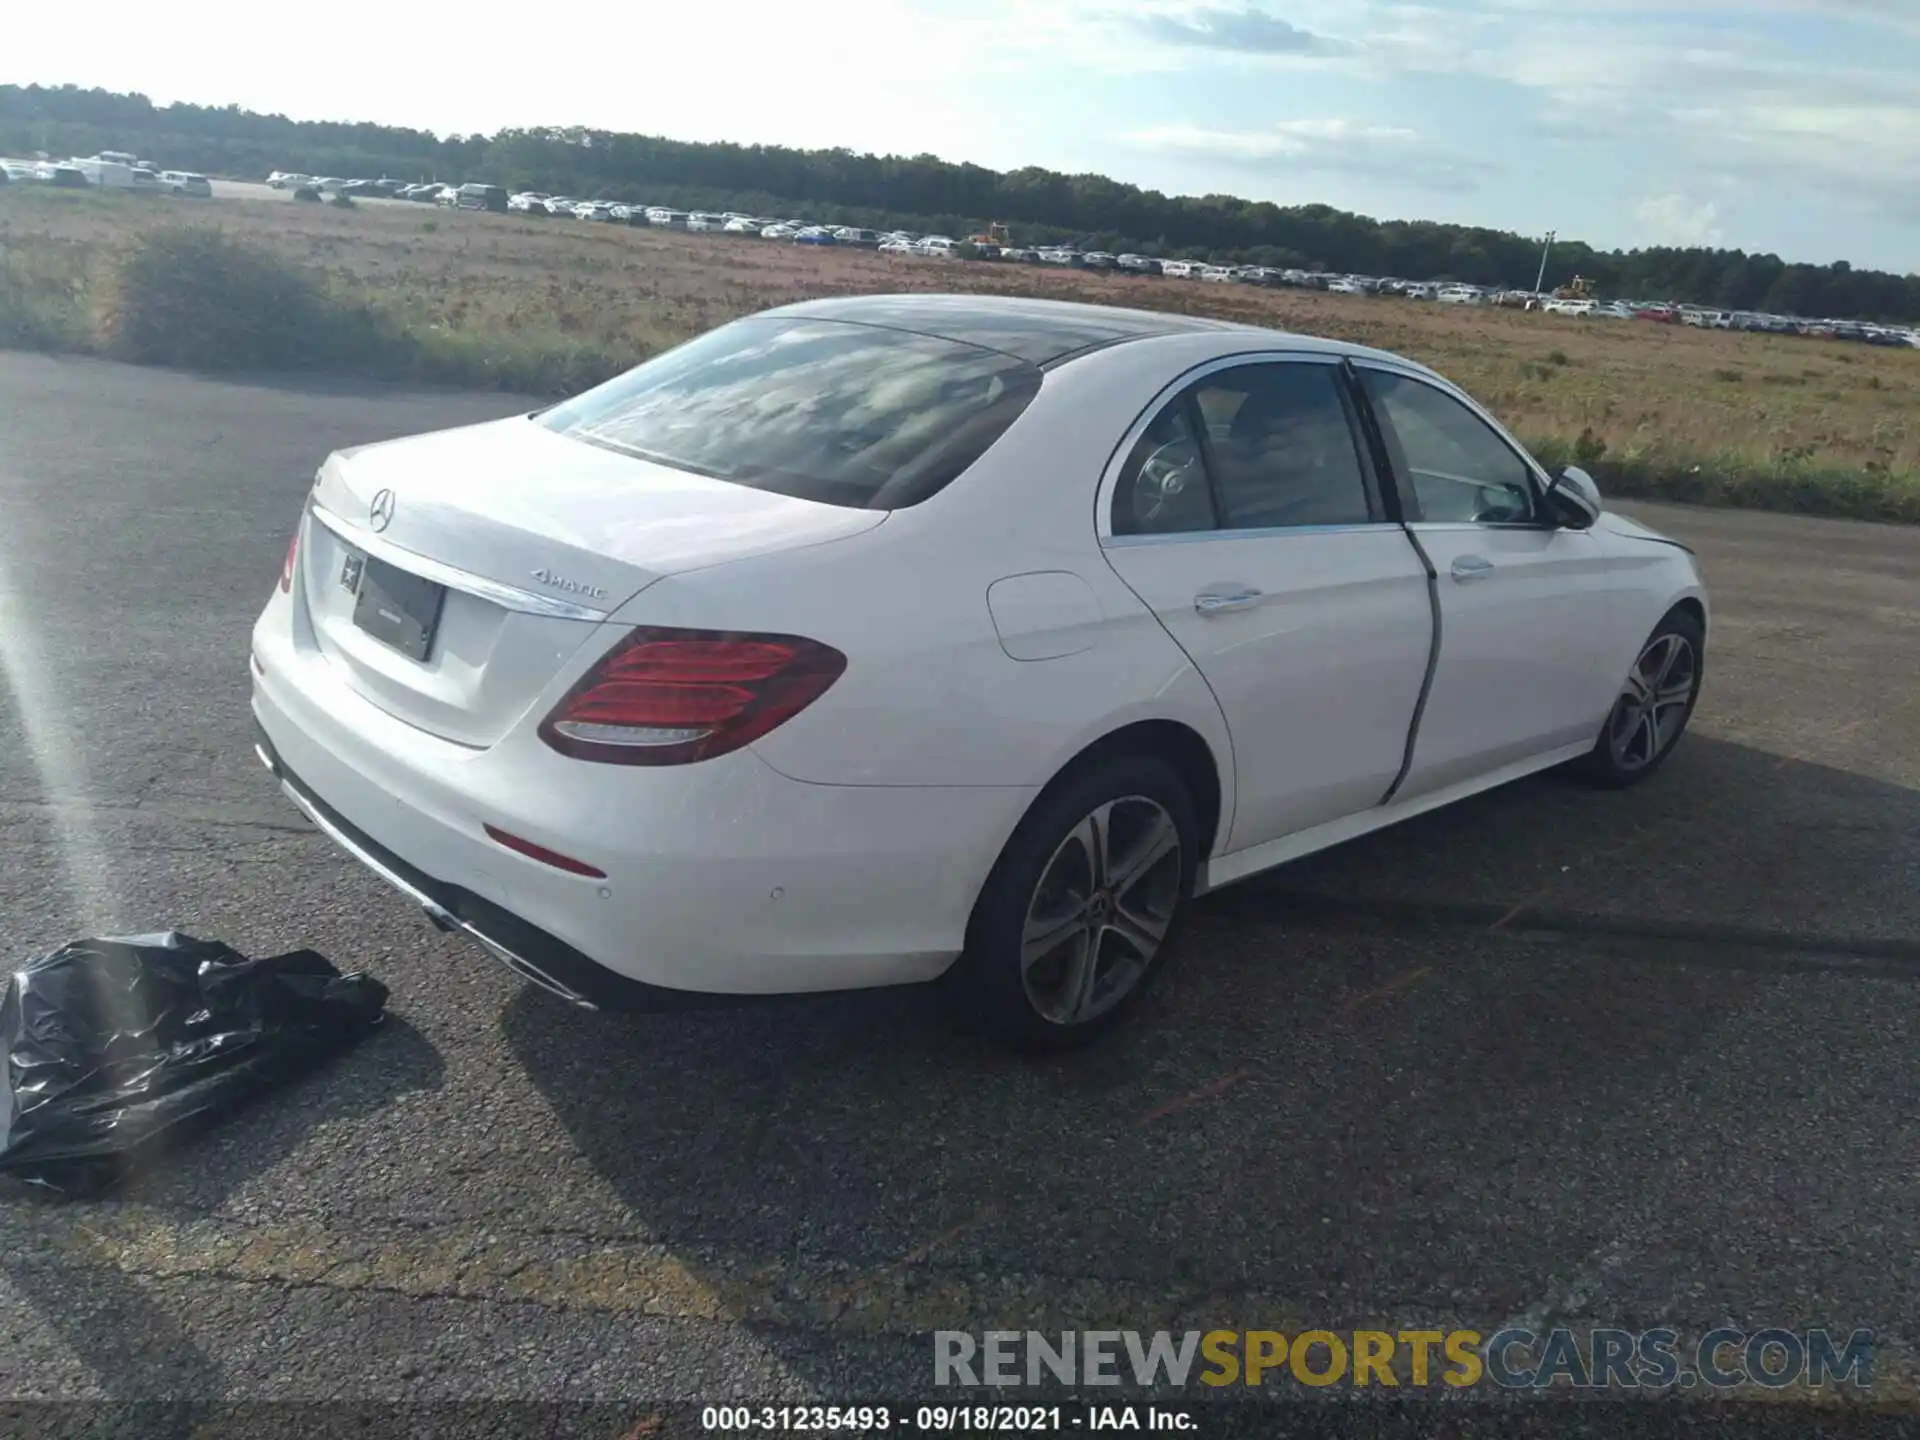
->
[1,352,1918,1431]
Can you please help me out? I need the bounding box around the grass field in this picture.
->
[5,186,1919,521]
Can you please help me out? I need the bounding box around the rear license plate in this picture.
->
[351,556,446,662]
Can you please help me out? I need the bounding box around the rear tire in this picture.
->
[946,754,1198,1051]
[1579,608,1705,789]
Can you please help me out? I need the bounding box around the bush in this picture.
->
[292,186,321,203]
[1524,434,1920,524]
[406,327,631,394]
[94,228,403,373]
[0,243,91,351]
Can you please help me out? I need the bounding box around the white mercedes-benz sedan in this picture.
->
[251,294,1708,1047]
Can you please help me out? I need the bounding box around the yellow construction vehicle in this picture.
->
[1552,275,1596,301]
[967,222,1012,249]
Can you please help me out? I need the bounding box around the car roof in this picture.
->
[759,293,1423,371]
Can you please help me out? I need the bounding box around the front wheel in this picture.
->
[947,754,1198,1050]
[1580,608,1705,788]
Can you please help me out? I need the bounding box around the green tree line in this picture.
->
[4,83,1915,322]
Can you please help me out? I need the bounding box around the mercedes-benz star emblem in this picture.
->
[368,488,396,533]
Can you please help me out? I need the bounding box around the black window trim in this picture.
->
[1101,351,1395,545]
[1337,359,1406,526]
[1348,361,1557,531]
[1179,389,1228,532]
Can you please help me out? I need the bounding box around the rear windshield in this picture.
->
[538,317,1042,510]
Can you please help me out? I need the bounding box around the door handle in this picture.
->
[1450,555,1495,582]
[1194,587,1264,614]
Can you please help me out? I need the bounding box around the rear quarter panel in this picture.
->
[608,513,1235,801]
[598,342,1245,811]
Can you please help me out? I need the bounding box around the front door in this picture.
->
[1353,364,1619,800]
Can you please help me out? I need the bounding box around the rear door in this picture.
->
[1352,364,1619,800]
[1099,356,1434,853]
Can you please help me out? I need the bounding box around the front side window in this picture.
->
[539,318,1041,510]
[1359,370,1537,524]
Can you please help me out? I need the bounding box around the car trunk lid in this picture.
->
[298,415,886,747]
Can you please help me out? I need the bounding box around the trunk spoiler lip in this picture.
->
[307,499,615,622]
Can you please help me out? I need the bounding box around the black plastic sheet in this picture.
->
[0,931,387,1192]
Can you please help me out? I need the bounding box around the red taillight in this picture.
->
[279,528,299,593]
[483,823,607,878]
[539,626,847,766]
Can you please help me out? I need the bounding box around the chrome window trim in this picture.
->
[1402,520,1556,534]
[1096,350,1378,544]
[1104,521,1397,549]
[308,501,612,621]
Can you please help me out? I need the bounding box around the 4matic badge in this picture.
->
[531,568,608,600]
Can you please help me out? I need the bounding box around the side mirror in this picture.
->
[1543,464,1602,528]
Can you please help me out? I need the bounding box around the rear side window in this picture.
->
[539,318,1042,510]
[1194,363,1375,528]
[1112,399,1215,536]
[1111,361,1375,536]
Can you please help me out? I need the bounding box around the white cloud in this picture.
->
[1667,102,1920,220]
[1124,4,1351,55]
[1155,4,1920,220]
[1386,0,1918,32]
[1097,0,1919,259]
[1634,194,1727,248]
[1125,118,1494,190]
[1129,118,1418,158]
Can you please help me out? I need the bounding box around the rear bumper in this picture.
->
[250,606,1036,1006]
[255,724,666,1010]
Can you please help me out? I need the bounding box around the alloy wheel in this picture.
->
[1020,796,1183,1025]
[1607,632,1697,771]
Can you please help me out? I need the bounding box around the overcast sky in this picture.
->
[14,0,1919,272]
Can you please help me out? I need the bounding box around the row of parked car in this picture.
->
[255,171,1920,348]
[266,172,462,203]
[1529,294,1920,344]
[2,152,213,196]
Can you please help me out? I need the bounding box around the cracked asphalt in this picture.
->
[2,351,1918,1434]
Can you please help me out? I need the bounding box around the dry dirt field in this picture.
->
[7,186,1920,501]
